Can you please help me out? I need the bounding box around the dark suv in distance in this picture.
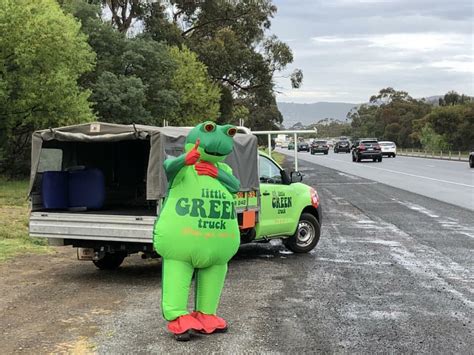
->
[310,140,329,155]
[297,141,310,152]
[334,140,351,153]
[352,139,382,162]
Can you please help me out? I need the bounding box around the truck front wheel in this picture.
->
[283,213,320,253]
[93,252,126,270]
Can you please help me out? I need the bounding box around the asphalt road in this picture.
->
[1,158,473,353]
[277,148,474,211]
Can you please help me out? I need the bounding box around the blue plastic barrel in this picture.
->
[41,171,69,209]
[68,168,105,210]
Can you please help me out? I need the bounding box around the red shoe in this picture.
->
[167,314,204,340]
[191,311,228,334]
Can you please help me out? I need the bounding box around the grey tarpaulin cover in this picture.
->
[30,122,259,199]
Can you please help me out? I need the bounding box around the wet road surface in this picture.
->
[1,158,473,353]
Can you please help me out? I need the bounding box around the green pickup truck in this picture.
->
[29,123,321,269]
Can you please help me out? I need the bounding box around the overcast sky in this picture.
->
[270,0,473,103]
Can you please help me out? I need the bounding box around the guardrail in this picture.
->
[398,149,469,162]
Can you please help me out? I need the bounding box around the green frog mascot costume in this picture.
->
[153,121,241,341]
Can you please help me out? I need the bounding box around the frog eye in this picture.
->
[227,127,237,137]
[204,122,216,132]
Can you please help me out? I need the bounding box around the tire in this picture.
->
[324,151,328,155]
[470,157,474,168]
[93,252,126,270]
[393,153,396,158]
[283,213,321,253]
[378,156,382,162]
[372,158,377,162]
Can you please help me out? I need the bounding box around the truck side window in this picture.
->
[38,148,63,172]
[259,156,282,184]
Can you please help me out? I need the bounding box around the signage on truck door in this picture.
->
[256,156,295,236]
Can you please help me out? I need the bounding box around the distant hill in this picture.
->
[277,101,358,128]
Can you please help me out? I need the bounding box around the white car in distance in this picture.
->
[379,141,397,157]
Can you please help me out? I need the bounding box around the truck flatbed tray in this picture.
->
[34,207,157,217]
[30,211,156,243]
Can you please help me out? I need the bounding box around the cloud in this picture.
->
[311,33,469,52]
[271,0,473,103]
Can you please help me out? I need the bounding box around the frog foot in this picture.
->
[191,311,228,334]
[167,314,203,340]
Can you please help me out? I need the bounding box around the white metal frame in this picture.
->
[250,129,317,171]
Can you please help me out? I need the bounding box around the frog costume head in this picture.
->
[184,121,237,164]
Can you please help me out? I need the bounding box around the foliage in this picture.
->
[348,104,379,138]
[144,0,301,127]
[422,102,474,150]
[349,88,472,151]
[65,0,301,130]
[63,1,226,126]
[419,124,449,152]
[308,121,352,138]
[168,46,221,125]
[0,177,50,262]
[438,91,471,106]
[350,88,431,147]
[0,0,96,177]
[91,71,150,123]
[87,35,179,125]
[102,0,146,33]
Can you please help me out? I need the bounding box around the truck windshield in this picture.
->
[259,156,282,184]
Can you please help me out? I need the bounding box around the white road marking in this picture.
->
[316,156,474,188]
[395,200,474,239]
[325,198,474,310]
[337,172,359,180]
[317,182,378,185]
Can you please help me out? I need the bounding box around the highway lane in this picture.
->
[277,148,474,211]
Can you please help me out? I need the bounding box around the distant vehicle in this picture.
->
[334,140,350,153]
[379,141,397,157]
[297,141,310,152]
[352,138,382,162]
[310,140,329,155]
[470,152,474,168]
[288,142,295,150]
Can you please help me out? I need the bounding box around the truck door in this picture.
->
[257,155,295,237]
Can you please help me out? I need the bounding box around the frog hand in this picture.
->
[195,161,218,178]
[185,139,201,165]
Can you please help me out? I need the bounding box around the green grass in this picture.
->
[260,148,285,166]
[0,177,50,262]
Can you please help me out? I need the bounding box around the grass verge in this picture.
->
[0,177,50,262]
[261,148,285,166]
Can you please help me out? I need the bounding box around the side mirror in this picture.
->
[290,171,303,183]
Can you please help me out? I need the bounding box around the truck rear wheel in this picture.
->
[283,213,320,253]
[93,252,126,270]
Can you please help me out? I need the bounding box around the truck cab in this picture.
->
[248,152,321,252]
[29,123,322,269]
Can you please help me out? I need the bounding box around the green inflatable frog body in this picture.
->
[153,121,241,339]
